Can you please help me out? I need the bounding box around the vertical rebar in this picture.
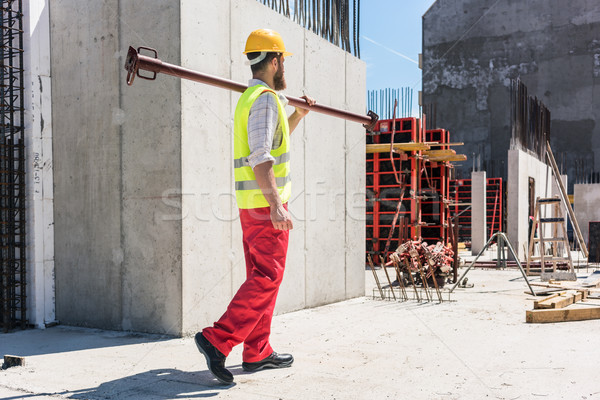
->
[0,0,26,333]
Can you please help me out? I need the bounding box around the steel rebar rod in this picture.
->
[124,46,378,129]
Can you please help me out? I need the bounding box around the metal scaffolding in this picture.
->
[0,0,26,333]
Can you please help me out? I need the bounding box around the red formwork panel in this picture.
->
[366,117,420,263]
[422,128,451,245]
[366,119,455,263]
[486,178,504,238]
[449,177,504,242]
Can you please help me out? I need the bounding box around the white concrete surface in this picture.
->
[574,183,600,246]
[2,270,600,399]
[507,149,553,260]
[23,0,56,329]
[471,171,486,254]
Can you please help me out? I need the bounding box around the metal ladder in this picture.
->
[526,196,575,280]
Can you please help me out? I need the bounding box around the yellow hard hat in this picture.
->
[244,29,293,57]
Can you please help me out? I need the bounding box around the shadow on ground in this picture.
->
[2,369,235,400]
[0,326,173,357]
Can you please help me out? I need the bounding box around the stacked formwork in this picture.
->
[366,119,456,263]
[449,178,504,243]
[450,179,472,242]
[366,118,421,263]
[422,128,451,244]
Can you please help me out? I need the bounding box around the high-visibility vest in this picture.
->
[233,84,291,209]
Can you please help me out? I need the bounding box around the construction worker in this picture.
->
[194,29,315,384]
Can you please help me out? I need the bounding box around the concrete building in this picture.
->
[422,0,600,186]
[17,0,366,335]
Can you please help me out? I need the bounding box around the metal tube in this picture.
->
[125,46,377,129]
[449,232,537,296]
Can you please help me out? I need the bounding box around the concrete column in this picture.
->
[24,0,56,328]
[471,171,487,255]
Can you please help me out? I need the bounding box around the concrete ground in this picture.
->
[1,267,600,400]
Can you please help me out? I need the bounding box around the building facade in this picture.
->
[422,0,600,187]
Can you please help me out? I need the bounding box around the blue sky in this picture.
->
[360,1,437,116]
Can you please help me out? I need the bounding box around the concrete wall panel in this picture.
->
[507,149,552,260]
[51,0,123,329]
[344,53,366,298]
[118,1,182,334]
[304,31,347,307]
[574,184,600,246]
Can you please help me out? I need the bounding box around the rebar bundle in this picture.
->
[0,0,26,333]
[367,88,413,119]
[256,0,361,58]
[510,78,550,160]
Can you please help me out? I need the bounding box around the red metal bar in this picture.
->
[124,46,378,130]
[490,186,499,239]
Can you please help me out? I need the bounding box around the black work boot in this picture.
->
[242,352,294,372]
[194,332,233,384]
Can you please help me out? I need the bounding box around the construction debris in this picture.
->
[533,290,586,309]
[2,355,25,369]
[370,238,455,303]
[526,273,600,323]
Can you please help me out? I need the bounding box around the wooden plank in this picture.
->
[526,306,600,323]
[533,291,567,308]
[366,143,430,153]
[534,290,582,309]
[425,142,464,147]
[427,155,468,162]
[424,149,456,157]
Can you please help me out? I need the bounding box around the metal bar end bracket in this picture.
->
[363,110,379,133]
[124,46,158,86]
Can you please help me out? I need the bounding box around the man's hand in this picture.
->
[270,204,294,231]
[295,94,316,117]
[289,94,316,134]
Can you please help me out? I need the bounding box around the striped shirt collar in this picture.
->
[248,78,272,89]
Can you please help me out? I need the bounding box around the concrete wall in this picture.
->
[51,0,365,335]
[51,1,182,334]
[574,184,600,247]
[423,0,600,186]
[507,149,552,260]
[179,0,366,335]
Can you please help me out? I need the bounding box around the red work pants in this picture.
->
[202,205,289,363]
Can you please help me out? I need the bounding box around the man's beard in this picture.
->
[273,64,286,91]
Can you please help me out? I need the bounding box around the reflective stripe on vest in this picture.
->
[233,84,291,209]
[233,151,290,169]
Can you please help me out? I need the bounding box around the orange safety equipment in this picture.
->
[243,29,293,57]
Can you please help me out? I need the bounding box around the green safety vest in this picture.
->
[234,84,291,209]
